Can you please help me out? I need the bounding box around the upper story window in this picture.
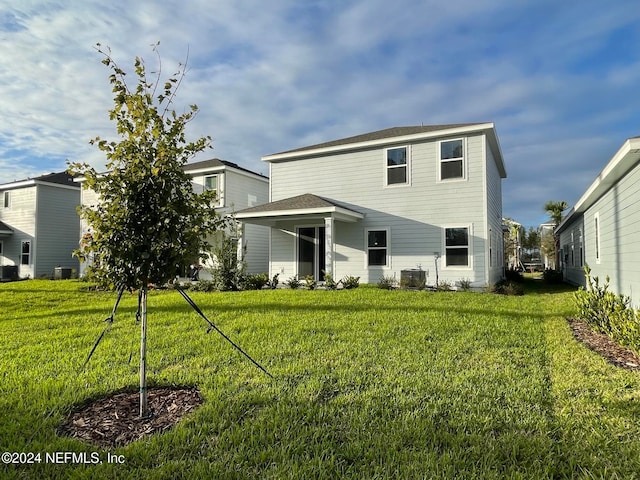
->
[3,191,9,208]
[385,146,409,186]
[439,139,465,180]
[594,213,601,264]
[204,174,222,206]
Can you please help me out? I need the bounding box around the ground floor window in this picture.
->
[366,228,389,266]
[21,241,30,265]
[445,227,469,267]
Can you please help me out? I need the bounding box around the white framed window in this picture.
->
[366,228,390,267]
[204,174,222,206]
[444,226,471,267]
[21,241,31,265]
[439,138,465,181]
[594,213,601,264]
[385,146,410,186]
[3,191,9,208]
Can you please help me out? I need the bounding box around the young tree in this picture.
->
[543,200,569,269]
[68,43,226,417]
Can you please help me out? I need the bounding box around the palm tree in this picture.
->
[544,200,569,269]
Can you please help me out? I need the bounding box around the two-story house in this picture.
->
[78,158,269,278]
[235,123,507,288]
[0,172,80,280]
[556,135,640,307]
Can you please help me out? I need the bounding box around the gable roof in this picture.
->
[235,193,364,224]
[557,135,640,233]
[0,220,13,234]
[184,158,267,179]
[263,123,506,178]
[0,171,79,190]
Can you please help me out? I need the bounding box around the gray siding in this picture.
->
[563,160,640,306]
[485,138,504,284]
[269,133,499,286]
[35,185,81,277]
[0,186,37,278]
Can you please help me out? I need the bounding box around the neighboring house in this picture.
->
[539,222,556,270]
[0,172,80,279]
[235,123,507,288]
[556,135,640,307]
[78,159,269,277]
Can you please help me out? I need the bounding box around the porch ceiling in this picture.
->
[234,193,364,226]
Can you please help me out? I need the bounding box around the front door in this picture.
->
[297,226,325,281]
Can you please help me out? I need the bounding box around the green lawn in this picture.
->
[1,279,640,479]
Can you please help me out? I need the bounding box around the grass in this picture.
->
[1,279,640,478]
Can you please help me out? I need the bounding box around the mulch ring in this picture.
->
[58,386,203,448]
[567,318,640,371]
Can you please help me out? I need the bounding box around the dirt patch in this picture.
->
[568,318,640,371]
[58,386,203,448]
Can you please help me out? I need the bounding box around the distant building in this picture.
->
[0,172,80,279]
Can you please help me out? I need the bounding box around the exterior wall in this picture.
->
[562,161,640,307]
[268,133,500,287]
[485,137,505,285]
[0,186,37,278]
[558,218,586,287]
[35,185,80,277]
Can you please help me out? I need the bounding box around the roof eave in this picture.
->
[262,123,497,162]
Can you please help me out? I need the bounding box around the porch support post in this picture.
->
[324,216,334,278]
[236,222,246,268]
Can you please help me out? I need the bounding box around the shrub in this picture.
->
[269,273,280,289]
[543,268,564,284]
[378,275,397,290]
[243,273,269,290]
[286,276,302,289]
[190,280,217,292]
[504,268,524,283]
[574,266,640,351]
[341,275,360,289]
[492,280,524,296]
[436,280,452,292]
[304,274,317,290]
[323,272,338,290]
[456,278,472,291]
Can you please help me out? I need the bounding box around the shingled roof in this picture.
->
[184,158,267,178]
[0,171,78,189]
[272,124,486,156]
[0,220,12,233]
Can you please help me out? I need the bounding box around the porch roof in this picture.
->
[234,193,364,226]
[0,220,13,236]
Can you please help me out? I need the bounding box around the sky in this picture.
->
[1,0,639,228]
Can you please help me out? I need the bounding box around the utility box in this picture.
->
[400,269,426,288]
[1,265,18,281]
[54,267,72,280]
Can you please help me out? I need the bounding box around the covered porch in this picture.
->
[235,194,364,281]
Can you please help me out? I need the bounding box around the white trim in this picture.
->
[438,137,467,182]
[262,123,496,162]
[365,227,391,269]
[442,224,473,270]
[383,145,411,188]
[594,212,601,264]
[235,206,363,223]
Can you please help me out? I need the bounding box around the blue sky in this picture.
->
[1,1,639,227]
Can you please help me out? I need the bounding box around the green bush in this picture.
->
[323,272,337,290]
[543,269,564,284]
[436,280,452,292]
[377,276,396,290]
[574,266,640,352]
[304,274,317,290]
[286,276,302,289]
[456,278,472,291]
[491,280,524,296]
[190,280,217,292]
[341,275,360,289]
[243,273,269,290]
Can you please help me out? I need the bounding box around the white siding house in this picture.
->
[78,159,269,277]
[0,172,80,279]
[236,124,507,288]
[556,135,640,307]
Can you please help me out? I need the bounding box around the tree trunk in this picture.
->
[139,284,148,418]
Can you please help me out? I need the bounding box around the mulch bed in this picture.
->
[58,386,203,448]
[567,318,640,371]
